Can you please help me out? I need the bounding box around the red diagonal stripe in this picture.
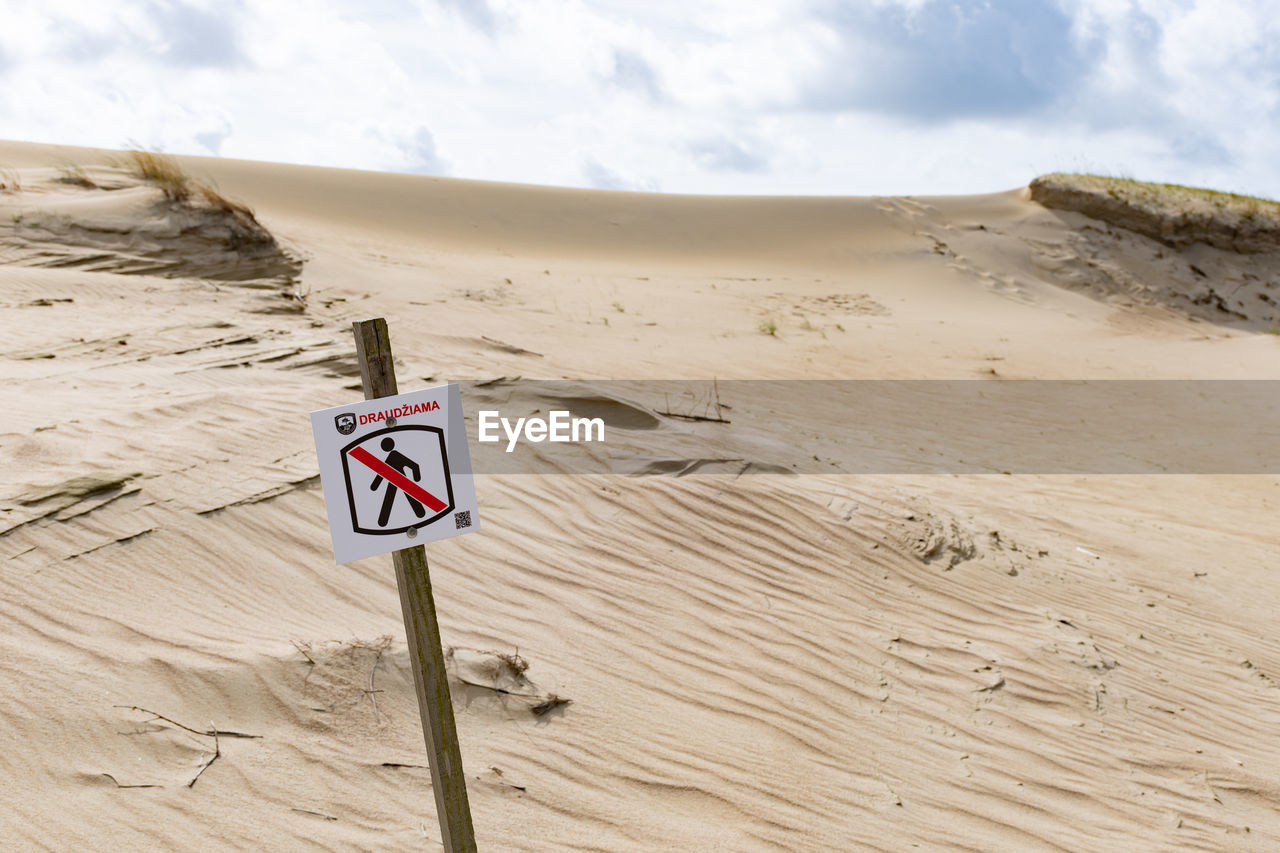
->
[349,445,448,514]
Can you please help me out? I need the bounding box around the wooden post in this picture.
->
[353,318,478,853]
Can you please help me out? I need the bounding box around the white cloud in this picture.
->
[0,0,1275,198]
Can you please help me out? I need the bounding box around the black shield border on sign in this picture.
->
[340,425,455,536]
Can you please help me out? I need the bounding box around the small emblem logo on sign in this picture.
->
[335,413,357,435]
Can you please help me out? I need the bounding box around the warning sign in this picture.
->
[311,384,480,563]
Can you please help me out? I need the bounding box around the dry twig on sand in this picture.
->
[114,705,261,739]
[114,705,260,788]
[365,643,386,723]
[654,410,731,423]
[530,694,572,718]
[291,639,316,665]
[658,380,731,423]
[100,773,161,789]
[292,808,338,821]
[454,678,540,697]
[113,701,261,783]
[187,729,220,788]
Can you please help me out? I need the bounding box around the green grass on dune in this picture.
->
[1030,173,1280,253]
[1036,172,1279,217]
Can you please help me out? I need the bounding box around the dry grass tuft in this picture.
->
[496,650,530,678]
[122,150,263,227]
[0,167,20,193]
[55,164,97,189]
[126,149,191,201]
[193,180,257,219]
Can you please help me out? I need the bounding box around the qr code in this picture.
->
[454,511,472,529]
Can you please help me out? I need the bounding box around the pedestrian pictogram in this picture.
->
[341,426,454,534]
[311,383,480,564]
[363,437,436,522]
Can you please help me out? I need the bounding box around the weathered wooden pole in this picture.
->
[352,318,477,853]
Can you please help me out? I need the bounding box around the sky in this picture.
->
[1,0,1277,197]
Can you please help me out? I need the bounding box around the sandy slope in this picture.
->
[2,140,1280,852]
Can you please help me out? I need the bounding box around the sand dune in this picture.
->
[3,140,1280,851]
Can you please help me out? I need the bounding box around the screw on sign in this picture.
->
[309,319,481,853]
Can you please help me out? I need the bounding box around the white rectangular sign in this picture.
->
[311,383,480,563]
